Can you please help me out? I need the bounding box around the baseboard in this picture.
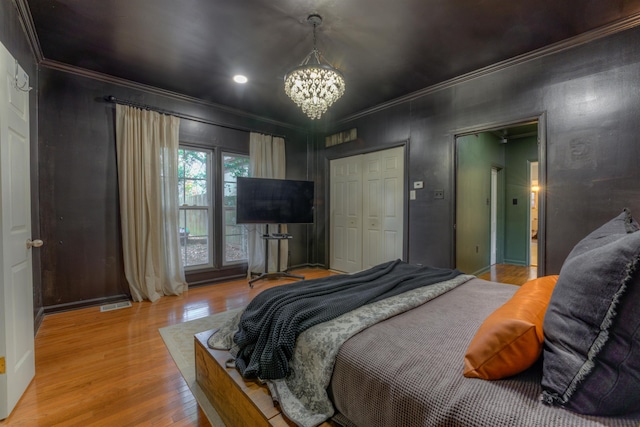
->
[287,262,327,271]
[34,306,45,335]
[43,294,131,314]
[503,259,528,266]
[188,273,248,287]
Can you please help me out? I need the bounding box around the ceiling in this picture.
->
[25,0,640,126]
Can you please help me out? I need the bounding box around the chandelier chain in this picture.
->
[313,20,318,51]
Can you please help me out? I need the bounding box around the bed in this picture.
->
[195,209,640,427]
[327,278,637,427]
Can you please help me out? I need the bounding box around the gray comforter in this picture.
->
[330,279,640,427]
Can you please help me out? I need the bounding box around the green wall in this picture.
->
[456,133,538,274]
[456,133,505,274]
[504,136,538,265]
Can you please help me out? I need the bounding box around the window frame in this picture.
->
[178,145,215,271]
[221,151,250,266]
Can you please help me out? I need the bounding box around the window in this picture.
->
[178,148,212,269]
[222,153,250,265]
[177,149,250,270]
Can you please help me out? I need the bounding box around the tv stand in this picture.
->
[249,224,304,287]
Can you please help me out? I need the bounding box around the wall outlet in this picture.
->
[434,189,444,199]
[410,190,416,200]
[413,181,424,189]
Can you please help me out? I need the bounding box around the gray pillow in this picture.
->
[541,208,640,416]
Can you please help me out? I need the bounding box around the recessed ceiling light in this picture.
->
[233,75,248,84]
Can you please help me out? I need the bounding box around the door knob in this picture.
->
[26,239,43,249]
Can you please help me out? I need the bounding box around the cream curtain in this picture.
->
[246,133,287,276]
[115,104,186,302]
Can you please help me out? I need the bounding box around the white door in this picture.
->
[490,167,498,265]
[362,146,404,269]
[0,43,35,420]
[530,161,539,267]
[330,146,404,273]
[330,155,363,273]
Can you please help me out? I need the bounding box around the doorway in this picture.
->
[530,161,539,267]
[456,120,542,278]
[490,167,500,266]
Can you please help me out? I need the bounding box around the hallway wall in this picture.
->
[456,133,504,275]
[504,136,539,265]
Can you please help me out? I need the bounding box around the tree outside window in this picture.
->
[223,153,250,265]
[178,148,212,268]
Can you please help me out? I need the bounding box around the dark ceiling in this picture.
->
[25,0,640,126]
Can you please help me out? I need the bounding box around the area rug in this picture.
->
[159,308,243,427]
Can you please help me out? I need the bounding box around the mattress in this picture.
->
[329,278,639,427]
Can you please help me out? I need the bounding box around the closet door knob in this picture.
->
[26,239,44,249]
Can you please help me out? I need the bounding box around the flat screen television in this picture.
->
[236,177,315,224]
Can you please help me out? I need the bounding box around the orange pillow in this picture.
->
[463,275,558,380]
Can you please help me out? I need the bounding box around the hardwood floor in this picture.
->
[1,263,529,426]
[477,263,537,285]
[0,268,335,427]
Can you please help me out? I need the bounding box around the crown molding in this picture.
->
[14,0,640,130]
[12,0,44,62]
[13,0,304,131]
[337,12,640,124]
[40,59,306,132]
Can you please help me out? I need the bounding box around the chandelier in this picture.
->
[284,14,345,120]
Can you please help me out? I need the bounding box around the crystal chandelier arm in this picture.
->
[299,50,315,66]
[312,49,323,65]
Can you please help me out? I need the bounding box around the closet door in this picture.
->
[330,155,363,273]
[330,146,405,273]
[362,146,404,269]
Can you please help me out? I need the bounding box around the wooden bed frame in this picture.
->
[194,329,335,427]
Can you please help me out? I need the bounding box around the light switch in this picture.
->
[413,181,424,189]
[410,190,416,200]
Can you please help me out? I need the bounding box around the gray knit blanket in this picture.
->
[208,260,462,380]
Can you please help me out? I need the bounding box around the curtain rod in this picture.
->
[103,95,286,139]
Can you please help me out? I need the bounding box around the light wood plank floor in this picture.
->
[1,268,335,427]
[477,263,537,285]
[1,264,531,426]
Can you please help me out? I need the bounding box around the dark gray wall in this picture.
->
[37,67,310,311]
[1,0,42,329]
[318,25,640,275]
[7,0,640,315]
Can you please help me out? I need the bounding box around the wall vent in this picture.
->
[325,128,357,147]
[100,300,132,312]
